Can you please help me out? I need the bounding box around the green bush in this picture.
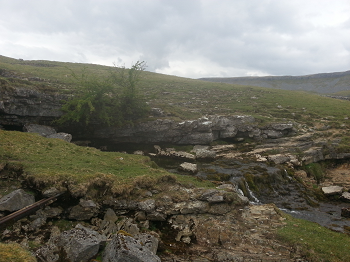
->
[56,61,150,127]
[304,163,325,184]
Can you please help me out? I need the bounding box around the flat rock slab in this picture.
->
[322,186,343,195]
[179,162,198,173]
[0,189,35,212]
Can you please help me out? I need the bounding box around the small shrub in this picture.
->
[303,163,325,184]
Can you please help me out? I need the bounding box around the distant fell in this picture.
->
[199,70,350,95]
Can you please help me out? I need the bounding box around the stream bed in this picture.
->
[153,157,350,233]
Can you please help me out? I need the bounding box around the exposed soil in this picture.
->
[322,163,350,190]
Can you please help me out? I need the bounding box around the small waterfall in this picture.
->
[284,169,293,181]
[244,181,260,204]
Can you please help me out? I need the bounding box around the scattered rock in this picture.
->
[179,162,198,173]
[47,132,72,142]
[195,149,216,160]
[36,224,106,262]
[133,150,144,155]
[24,124,56,137]
[69,199,100,220]
[322,186,343,196]
[42,187,67,198]
[102,233,161,262]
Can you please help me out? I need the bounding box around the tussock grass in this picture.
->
[0,243,37,262]
[277,213,350,262]
[0,130,212,198]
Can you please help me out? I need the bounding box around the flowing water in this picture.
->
[153,157,350,233]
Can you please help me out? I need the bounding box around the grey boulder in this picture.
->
[103,233,160,262]
[36,224,106,262]
[0,189,35,212]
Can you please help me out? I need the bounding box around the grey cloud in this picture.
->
[0,0,349,78]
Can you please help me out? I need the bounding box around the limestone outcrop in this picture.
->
[0,86,65,126]
[92,115,295,145]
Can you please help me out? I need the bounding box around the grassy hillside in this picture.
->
[1,55,349,128]
[200,71,350,95]
[0,130,212,198]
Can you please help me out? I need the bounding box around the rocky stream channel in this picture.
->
[113,142,350,234]
[1,119,350,261]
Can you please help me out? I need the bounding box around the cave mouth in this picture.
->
[0,124,24,131]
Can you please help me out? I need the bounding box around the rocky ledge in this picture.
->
[90,115,295,145]
[0,182,305,262]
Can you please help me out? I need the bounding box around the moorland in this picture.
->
[0,55,350,261]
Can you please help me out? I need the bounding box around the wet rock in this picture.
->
[0,189,35,212]
[69,199,100,220]
[179,162,198,173]
[102,233,161,262]
[36,224,106,262]
[341,207,350,218]
[322,186,343,196]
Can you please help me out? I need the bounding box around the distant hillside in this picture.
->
[1,55,350,127]
[199,71,350,95]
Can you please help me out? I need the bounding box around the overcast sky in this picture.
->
[1,0,350,78]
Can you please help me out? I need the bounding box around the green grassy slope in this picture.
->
[1,55,349,127]
[0,130,212,198]
[200,71,350,94]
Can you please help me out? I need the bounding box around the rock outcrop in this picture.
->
[0,83,295,145]
[24,123,72,142]
[0,86,65,127]
[92,116,295,145]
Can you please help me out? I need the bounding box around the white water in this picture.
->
[244,181,260,204]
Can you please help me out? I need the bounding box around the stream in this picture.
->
[152,157,350,233]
